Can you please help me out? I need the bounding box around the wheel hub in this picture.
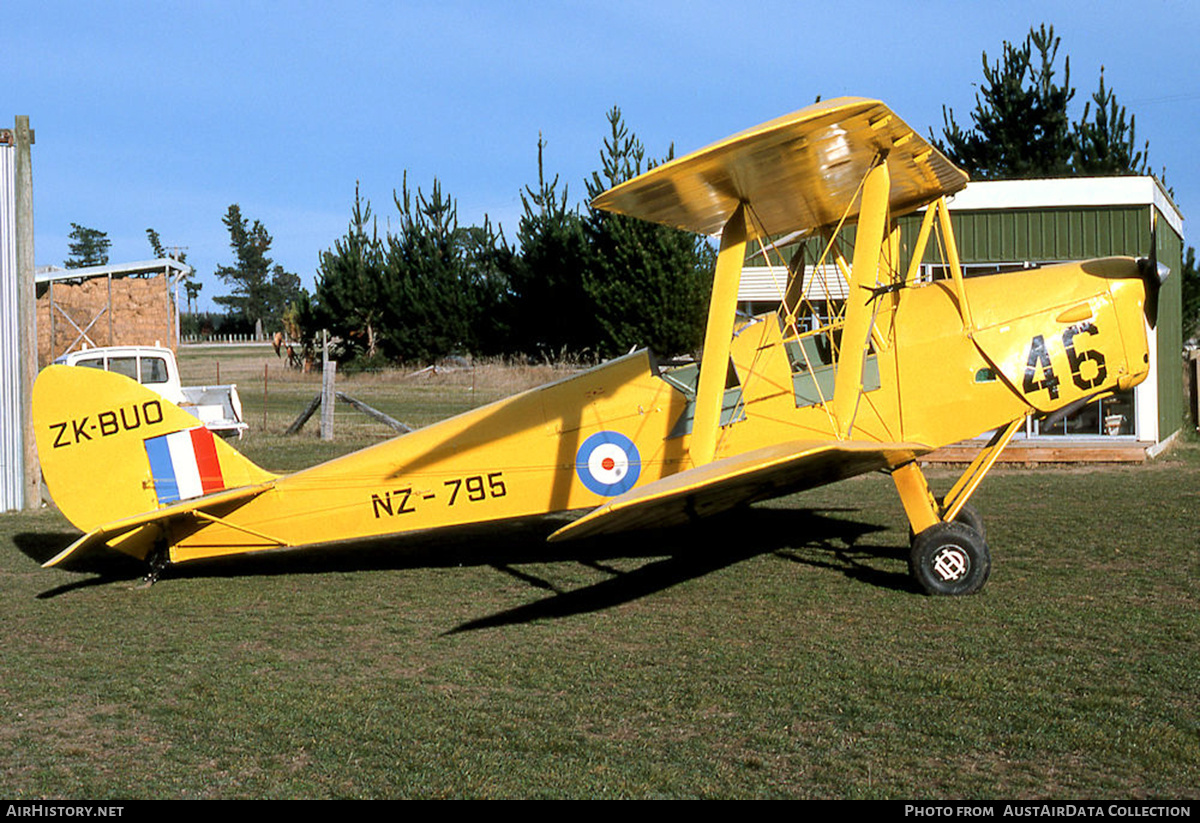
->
[932,545,970,582]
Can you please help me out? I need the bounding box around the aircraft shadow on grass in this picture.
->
[17,505,916,616]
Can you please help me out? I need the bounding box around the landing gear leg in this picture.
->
[891,460,992,596]
[943,499,985,540]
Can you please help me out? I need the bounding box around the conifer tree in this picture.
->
[937,24,1075,179]
[1072,67,1150,176]
[937,23,1159,184]
[582,107,714,358]
[504,135,596,358]
[64,223,111,268]
[312,184,386,358]
[1182,247,1200,342]
[146,227,201,312]
[312,178,510,365]
[381,177,473,362]
[213,205,304,332]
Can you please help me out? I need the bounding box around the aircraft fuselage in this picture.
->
[153,256,1151,565]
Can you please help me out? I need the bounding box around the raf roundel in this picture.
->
[575,431,641,497]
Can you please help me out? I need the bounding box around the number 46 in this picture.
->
[1022,322,1107,400]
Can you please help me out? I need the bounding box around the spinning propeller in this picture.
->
[1137,212,1170,329]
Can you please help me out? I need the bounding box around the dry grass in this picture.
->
[179,343,580,444]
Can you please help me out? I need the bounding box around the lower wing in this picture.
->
[549,440,930,543]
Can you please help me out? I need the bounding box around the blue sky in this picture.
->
[7,0,1199,310]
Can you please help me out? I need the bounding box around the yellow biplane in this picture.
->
[33,98,1166,595]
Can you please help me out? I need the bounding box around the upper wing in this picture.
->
[591,97,968,240]
[548,439,930,543]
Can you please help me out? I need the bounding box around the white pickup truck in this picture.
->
[53,345,249,438]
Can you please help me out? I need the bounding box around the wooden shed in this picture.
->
[35,258,191,368]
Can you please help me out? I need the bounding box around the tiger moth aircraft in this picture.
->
[33,97,1166,595]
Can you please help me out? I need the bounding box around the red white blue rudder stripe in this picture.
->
[144,428,226,504]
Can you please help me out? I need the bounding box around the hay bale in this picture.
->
[37,272,177,367]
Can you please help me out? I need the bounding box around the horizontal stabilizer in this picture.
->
[42,482,275,568]
[548,440,929,543]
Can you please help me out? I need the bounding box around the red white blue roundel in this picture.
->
[576,431,641,497]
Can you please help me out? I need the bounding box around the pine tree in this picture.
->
[936,24,1075,179]
[146,227,201,312]
[1182,246,1200,342]
[937,23,1160,185]
[312,184,387,358]
[1072,67,1150,176]
[146,227,165,259]
[213,205,304,332]
[64,223,111,268]
[380,177,471,362]
[455,218,513,357]
[504,135,596,358]
[582,107,714,358]
[312,178,511,366]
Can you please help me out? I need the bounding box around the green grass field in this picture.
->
[2,346,1197,798]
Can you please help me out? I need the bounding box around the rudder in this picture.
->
[33,365,276,535]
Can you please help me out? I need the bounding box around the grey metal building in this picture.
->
[1,136,21,510]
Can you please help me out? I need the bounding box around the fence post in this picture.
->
[262,362,268,433]
[320,330,335,441]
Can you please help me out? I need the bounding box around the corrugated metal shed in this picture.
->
[939,177,1185,444]
[1,142,22,511]
[35,258,192,285]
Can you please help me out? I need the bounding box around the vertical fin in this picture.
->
[32,365,276,535]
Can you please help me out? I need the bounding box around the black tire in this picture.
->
[907,501,986,542]
[909,521,990,596]
[946,500,986,541]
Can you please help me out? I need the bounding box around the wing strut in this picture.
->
[940,417,1023,520]
[832,156,890,438]
[935,197,975,332]
[691,203,748,466]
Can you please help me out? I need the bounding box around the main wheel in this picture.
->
[909,521,990,596]
[907,501,986,542]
